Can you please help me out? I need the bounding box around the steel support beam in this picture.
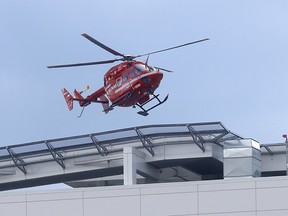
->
[264,146,274,155]
[211,131,229,145]
[90,135,108,156]
[45,141,65,169]
[187,124,205,152]
[6,147,27,174]
[135,128,154,156]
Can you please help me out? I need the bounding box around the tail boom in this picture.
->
[61,87,110,113]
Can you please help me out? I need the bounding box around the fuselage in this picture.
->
[103,61,163,107]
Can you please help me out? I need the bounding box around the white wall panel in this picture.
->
[0,194,26,216]
[0,193,26,203]
[2,176,288,216]
[199,189,256,214]
[141,192,198,216]
[141,183,197,194]
[27,190,82,202]
[256,177,288,188]
[141,182,198,215]
[200,212,256,216]
[199,180,255,191]
[84,187,140,198]
[83,184,141,216]
[84,196,140,216]
[257,187,288,211]
[258,210,288,216]
[1,202,26,216]
[27,199,83,216]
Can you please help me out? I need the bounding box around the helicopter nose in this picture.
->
[141,76,151,84]
[141,72,163,86]
[153,71,164,82]
[141,71,163,84]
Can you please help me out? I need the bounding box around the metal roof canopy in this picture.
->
[261,143,287,155]
[0,122,242,174]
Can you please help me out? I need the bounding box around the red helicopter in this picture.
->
[48,34,209,116]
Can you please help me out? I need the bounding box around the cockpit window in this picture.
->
[134,64,146,75]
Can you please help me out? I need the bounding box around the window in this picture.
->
[134,64,146,75]
[116,77,122,86]
[130,68,136,79]
[123,73,128,82]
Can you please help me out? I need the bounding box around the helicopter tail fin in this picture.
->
[61,88,74,111]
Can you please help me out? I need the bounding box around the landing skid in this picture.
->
[136,93,169,116]
[103,92,168,116]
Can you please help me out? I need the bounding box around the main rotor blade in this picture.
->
[154,66,173,73]
[81,33,125,57]
[47,59,122,68]
[135,38,209,58]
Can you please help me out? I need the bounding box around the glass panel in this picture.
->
[190,123,224,132]
[123,73,128,82]
[218,132,242,141]
[51,136,92,149]
[95,129,138,142]
[139,125,188,135]
[12,143,47,154]
[116,77,122,86]
[134,64,146,74]
[129,68,136,79]
[0,148,9,158]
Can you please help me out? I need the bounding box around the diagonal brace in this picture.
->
[264,146,273,155]
[187,125,205,152]
[6,147,27,174]
[135,128,154,156]
[90,135,108,156]
[211,131,229,145]
[45,141,65,169]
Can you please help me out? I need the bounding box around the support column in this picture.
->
[123,146,161,185]
[123,147,137,185]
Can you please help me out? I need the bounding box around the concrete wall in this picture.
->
[1,176,288,216]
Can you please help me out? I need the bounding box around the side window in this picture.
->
[123,73,128,82]
[116,77,122,86]
[129,68,136,79]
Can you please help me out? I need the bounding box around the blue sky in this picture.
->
[1,0,288,146]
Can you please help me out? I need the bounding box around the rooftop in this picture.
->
[0,122,286,191]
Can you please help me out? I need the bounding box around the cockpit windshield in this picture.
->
[133,64,156,74]
[133,64,146,74]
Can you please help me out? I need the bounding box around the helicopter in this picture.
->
[47,33,209,116]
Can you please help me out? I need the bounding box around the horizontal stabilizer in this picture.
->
[99,95,110,113]
[74,89,90,107]
[74,89,85,100]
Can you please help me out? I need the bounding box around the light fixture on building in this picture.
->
[283,134,288,143]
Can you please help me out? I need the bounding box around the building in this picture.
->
[0,122,287,215]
